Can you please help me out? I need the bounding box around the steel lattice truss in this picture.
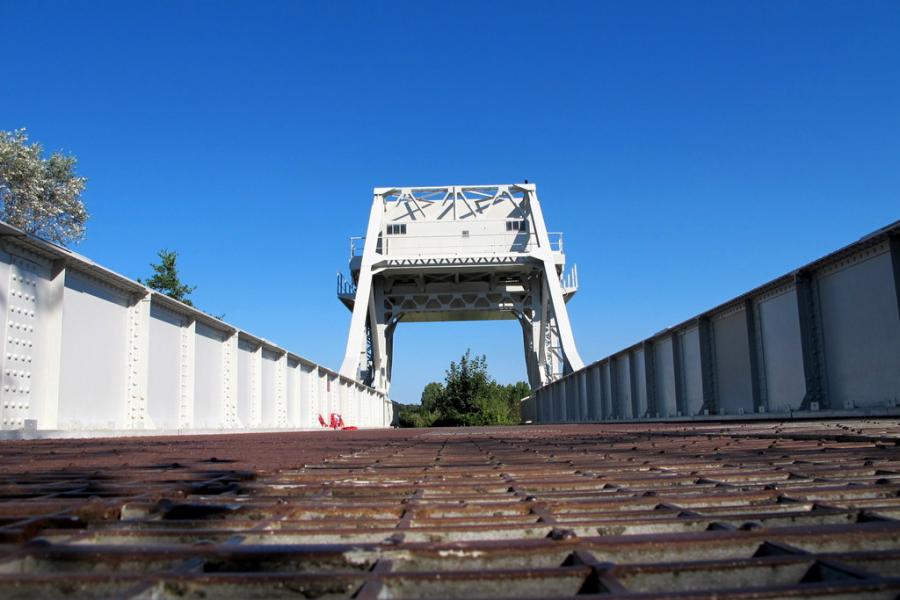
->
[339,184,583,394]
[380,185,529,221]
[1,421,900,598]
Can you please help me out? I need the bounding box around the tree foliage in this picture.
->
[398,350,531,428]
[0,129,88,245]
[140,249,197,306]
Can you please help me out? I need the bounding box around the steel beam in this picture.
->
[744,298,766,413]
[795,271,827,410]
[698,317,718,415]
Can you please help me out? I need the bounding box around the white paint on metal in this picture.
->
[338,184,583,394]
[527,222,900,423]
[0,220,389,435]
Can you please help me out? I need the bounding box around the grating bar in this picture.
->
[0,420,899,598]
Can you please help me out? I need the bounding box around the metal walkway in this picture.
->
[1,421,899,598]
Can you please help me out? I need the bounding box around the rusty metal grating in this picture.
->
[1,420,899,598]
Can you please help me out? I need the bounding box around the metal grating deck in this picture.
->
[1,420,899,598]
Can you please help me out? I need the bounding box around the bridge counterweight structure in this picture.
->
[338,184,584,395]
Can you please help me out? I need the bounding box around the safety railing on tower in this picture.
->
[560,264,578,293]
[349,230,567,259]
[337,272,356,297]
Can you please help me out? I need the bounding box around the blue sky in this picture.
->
[2,1,898,404]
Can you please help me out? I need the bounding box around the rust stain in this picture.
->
[0,420,898,598]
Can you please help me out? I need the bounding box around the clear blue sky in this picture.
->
[2,1,898,404]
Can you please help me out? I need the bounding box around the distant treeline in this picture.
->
[398,351,531,427]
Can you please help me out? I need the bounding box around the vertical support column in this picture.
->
[344,382,353,425]
[308,366,320,427]
[698,317,718,415]
[889,235,900,320]
[744,298,766,413]
[538,387,549,422]
[358,386,364,426]
[567,376,578,421]
[795,271,827,410]
[643,341,657,418]
[249,344,263,427]
[672,332,686,417]
[178,318,196,430]
[275,351,288,428]
[609,359,619,419]
[541,386,554,423]
[578,371,588,421]
[358,388,365,427]
[559,378,569,422]
[549,385,556,422]
[318,368,328,421]
[537,284,551,384]
[547,383,557,422]
[347,383,355,426]
[334,377,340,422]
[125,292,152,429]
[222,331,240,429]
[298,365,310,428]
[628,351,640,419]
[520,313,543,389]
[589,364,602,421]
[35,260,65,430]
[525,185,584,373]
[341,195,386,384]
[2,255,67,432]
[284,360,303,429]
[369,285,392,393]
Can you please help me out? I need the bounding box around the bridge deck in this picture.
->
[1,421,899,598]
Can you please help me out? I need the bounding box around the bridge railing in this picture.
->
[0,221,393,435]
[349,230,567,258]
[548,232,564,253]
[523,221,900,424]
[336,272,356,298]
[349,236,366,259]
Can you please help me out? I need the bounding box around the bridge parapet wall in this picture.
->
[0,221,392,436]
[524,221,900,423]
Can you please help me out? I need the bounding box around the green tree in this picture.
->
[397,350,531,428]
[420,382,444,412]
[140,249,197,306]
[0,129,88,244]
[441,350,492,423]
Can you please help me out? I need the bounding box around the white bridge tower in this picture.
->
[338,183,583,395]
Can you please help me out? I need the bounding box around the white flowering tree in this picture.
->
[0,129,88,245]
